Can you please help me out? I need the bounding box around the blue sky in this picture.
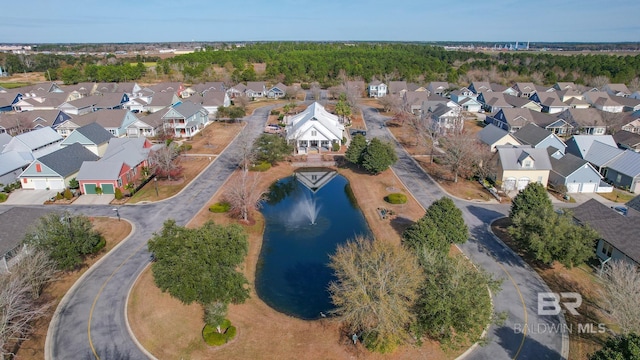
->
[1,0,639,43]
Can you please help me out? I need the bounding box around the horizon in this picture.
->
[3,0,639,44]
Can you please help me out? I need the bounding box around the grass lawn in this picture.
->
[597,189,636,203]
[128,163,480,360]
[14,218,132,360]
[128,157,210,203]
[0,82,32,89]
[492,218,612,360]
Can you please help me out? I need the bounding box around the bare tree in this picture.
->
[629,77,640,92]
[233,94,250,110]
[589,75,611,89]
[224,133,265,222]
[328,236,423,353]
[599,260,640,334]
[12,248,58,300]
[327,85,345,100]
[150,144,181,181]
[310,82,321,101]
[601,111,628,134]
[285,85,302,101]
[0,272,50,359]
[440,130,481,183]
[377,95,402,113]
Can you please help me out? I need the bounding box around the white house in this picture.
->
[368,81,387,98]
[285,102,345,154]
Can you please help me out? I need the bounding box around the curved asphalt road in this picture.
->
[47,106,274,360]
[361,106,567,360]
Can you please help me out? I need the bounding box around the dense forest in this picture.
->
[1,42,639,87]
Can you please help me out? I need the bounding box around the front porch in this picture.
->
[295,139,335,154]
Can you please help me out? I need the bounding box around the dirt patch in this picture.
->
[14,218,132,360]
[183,122,245,155]
[413,157,496,202]
[128,162,475,360]
[492,218,611,359]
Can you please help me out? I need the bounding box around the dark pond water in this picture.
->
[255,168,372,320]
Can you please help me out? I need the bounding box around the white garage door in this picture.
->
[48,179,65,190]
[517,178,530,191]
[566,183,580,193]
[580,183,597,193]
[503,178,517,191]
[33,180,48,190]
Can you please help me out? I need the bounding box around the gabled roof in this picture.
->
[496,145,552,170]
[549,151,597,178]
[76,160,125,181]
[513,123,565,148]
[558,108,608,127]
[388,81,407,94]
[534,92,568,107]
[94,92,127,108]
[35,142,99,177]
[504,94,542,109]
[286,102,344,140]
[431,103,455,118]
[168,101,207,119]
[202,90,227,107]
[3,127,62,153]
[268,82,287,92]
[478,124,511,145]
[584,140,624,168]
[613,130,640,147]
[627,195,640,213]
[0,133,11,149]
[102,137,151,167]
[572,198,640,264]
[246,81,266,92]
[192,82,225,94]
[64,95,99,109]
[73,109,130,128]
[148,92,180,107]
[0,207,54,257]
[67,122,114,145]
[606,150,640,177]
[0,151,30,176]
[567,135,617,158]
[404,91,430,105]
[554,82,577,91]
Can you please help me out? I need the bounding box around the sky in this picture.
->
[1,0,639,44]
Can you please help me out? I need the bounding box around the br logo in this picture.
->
[538,292,582,316]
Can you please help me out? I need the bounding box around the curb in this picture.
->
[124,262,158,360]
[45,218,136,360]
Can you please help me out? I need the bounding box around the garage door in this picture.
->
[580,183,597,193]
[33,179,47,190]
[503,178,516,191]
[101,184,115,194]
[49,179,65,190]
[517,178,530,191]
[566,183,580,193]
[84,183,97,194]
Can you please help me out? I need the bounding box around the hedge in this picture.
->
[385,193,407,204]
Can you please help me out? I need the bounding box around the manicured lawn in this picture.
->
[0,82,31,89]
[597,189,636,203]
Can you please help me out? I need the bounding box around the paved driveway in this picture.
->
[72,194,115,206]
[1,189,57,205]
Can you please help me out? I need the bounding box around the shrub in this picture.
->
[63,188,73,200]
[277,114,284,121]
[178,143,193,153]
[202,319,236,346]
[270,110,280,115]
[209,202,231,213]
[95,186,103,195]
[68,177,79,189]
[55,192,64,200]
[332,142,341,152]
[114,188,123,200]
[385,193,407,204]
[250,161,271,172]
[92,237,106,253]
[0,193,7,203]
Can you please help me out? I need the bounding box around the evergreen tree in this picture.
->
[344,134,367,165]
[361,138,398,175]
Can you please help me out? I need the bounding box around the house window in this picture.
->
[117,178,123,187]
[601,242,613,258]
[524,160,532,168]
[311,130,317,136]
[616,174,622,183]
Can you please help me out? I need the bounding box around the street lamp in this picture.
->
[154,177,158,197]
[113,208,120,221]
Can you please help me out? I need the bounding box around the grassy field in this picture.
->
[597,189,636,203]
[0,82,32,89]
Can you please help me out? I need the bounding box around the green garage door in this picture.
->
[101,184,115,194]
[84,183,97,194]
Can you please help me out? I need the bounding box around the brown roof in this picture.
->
[73,109,129,128]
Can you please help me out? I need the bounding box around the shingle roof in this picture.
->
[584,140,624,167]
[37,142,99,177]
[513,123,554,146]
[76,160,124,181]
[74,122,114,145]
[7,127,62,152]
[0,207,54,257]
[478,124,510,145]
[171,101,206,119]
[496,145,552,170]
[102,137,150,167]
[549,152,592,177]
[73,109,129,128]
[613,130,640,147]
[0,151,30,176]
[572,198,640,264]
[567,135,618,158]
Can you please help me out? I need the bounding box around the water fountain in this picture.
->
[299,193,320,225]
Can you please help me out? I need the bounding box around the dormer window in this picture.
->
[524,160,532,168]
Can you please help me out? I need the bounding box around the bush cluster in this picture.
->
[0,193,7,203]
[385,193,407,204]
[114,188,123,200]
[64,188,73,200]
[250,161,271,172]
[209,202,231,213]
[202,320,237,346]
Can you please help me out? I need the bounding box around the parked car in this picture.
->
[351,130,367,136]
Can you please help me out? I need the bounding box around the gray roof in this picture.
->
[613,130,640,147]
[627,195,640,212]
[567,135,618,158]
[171,101,206,119]
[584,140,624,168]
[572,199,640,264]
[606,150,640,177]
[73,109,129,128]
[6,127,62,152]
[102,137,150,167]
[478,124,511,145]
[496,145,552,170]
[513,123,556,146]
[0,207,54,257]
[75,122,114,145]
[549,152,593,177]
[38,142,99,177]
[76,160,123,181]
[0,133,11,149]
[0,151,30,176]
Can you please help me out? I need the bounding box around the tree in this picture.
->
[252,134,293,165]
[226,133,266,222]
[510,182,553,220]
[11,249,58,300]
[23,212,104,271]
[402,216,449,255]
[423,197,468,245]
[589,333,640,360]
[334,95,352,123]
[344,134,367,165]
[148,220,249,306]
[509,207,598,267]
[599,260,640,334]
[440,130,480,183]
[378,95,402,113]
[328,236,423,353]
[589,75,611,88]
[412,249,499,347]
[204,302,228,333]
[361,138,398,175]
[150,143,181,181]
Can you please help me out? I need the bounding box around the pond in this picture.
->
[255,168,372,320]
